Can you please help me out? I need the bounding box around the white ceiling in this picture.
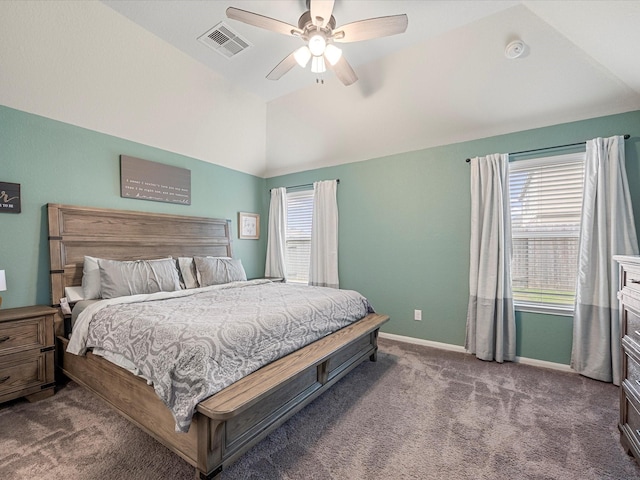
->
[102,0,525,102]
[93,1,640,175]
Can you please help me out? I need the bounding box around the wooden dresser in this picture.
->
[615,255,640,462]
[0,305,57,404]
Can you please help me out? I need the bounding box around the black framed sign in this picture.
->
[0,182,21,213]
[120,155,191,205]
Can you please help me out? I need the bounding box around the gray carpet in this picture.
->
[1,338,639,479]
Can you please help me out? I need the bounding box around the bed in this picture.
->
[48,203,389,479]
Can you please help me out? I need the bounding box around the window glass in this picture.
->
[286,189,314,284]
[509,152,585,313]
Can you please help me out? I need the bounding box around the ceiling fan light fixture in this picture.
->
[226,2,409,87]
[294,46,312,67]
[311,55,326,73]
[324,44,342,66]
[308,34,326,56]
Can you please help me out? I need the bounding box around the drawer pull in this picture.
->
[632,279,640,284]
[0,336,9,343]
[0,375,9,384]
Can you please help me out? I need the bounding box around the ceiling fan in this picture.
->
[226,0,408,86]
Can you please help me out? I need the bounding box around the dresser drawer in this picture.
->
[622,268,640,291]
[624,388,640,444]
[623,266,640,293]
[0,350,55,401]
[0,316,49,356]
[627,349,640,397]
[623,306,640,346]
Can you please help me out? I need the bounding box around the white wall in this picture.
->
[0,0,267,177]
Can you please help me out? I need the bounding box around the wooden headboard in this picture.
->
[47,203,233,308]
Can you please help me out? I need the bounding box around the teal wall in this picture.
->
[266,110,640,365]
[0,105,268,309]
[3,103,639,366]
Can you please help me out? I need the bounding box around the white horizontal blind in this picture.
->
[286,189,314,284]
[509,152,585,311]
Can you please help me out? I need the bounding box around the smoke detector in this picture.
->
[505,40,527,59]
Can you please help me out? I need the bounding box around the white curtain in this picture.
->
[265,187,288,280]
[571,135,638,384]
[466,154,516,363]
[309,180,339,288]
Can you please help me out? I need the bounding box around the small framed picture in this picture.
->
[238,212,260,239]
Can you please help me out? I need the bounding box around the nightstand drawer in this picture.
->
[0,316,49,356]
[0,350,55,401]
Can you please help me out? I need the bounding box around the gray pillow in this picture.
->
[194,257,247,287]
[98,257,181,299]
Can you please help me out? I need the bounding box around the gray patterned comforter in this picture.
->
[67,280,373,432]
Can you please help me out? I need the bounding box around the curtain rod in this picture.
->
[465,134,630,163]
[269,179,340,193]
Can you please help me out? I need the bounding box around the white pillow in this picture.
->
[64,286,85,303]
[81,256,102,300]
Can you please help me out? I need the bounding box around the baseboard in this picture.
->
[513,355,574,373]
[379,332,575,374]
[380,332,467,353]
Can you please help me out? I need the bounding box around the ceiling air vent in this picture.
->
[198,22,251,59]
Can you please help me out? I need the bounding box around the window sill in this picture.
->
[514,303,574,317]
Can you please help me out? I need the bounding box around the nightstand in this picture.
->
[0,305,57,404]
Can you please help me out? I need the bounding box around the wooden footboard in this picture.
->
[57,313,389,479]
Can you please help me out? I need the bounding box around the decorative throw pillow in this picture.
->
[194,256,247,287]
[176,257,199,289]
[98,257,181,299]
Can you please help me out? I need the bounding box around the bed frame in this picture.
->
[47,203,389,479]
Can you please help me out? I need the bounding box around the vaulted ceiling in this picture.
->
[100,1,640,177]
[3,1,639,178]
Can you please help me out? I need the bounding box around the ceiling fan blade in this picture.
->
[266,51,298,81]
[310,0,335,28]
[328,55,358,86]
[226,7,303,36]
[333,14,408,43]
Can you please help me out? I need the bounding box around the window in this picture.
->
[509,152,585,314]
[285,189,314,284]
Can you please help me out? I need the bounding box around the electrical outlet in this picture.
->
[414,309,422,321]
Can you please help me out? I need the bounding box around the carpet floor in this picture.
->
[1,338,639,479]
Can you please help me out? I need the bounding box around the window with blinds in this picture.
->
[286,189,314,284]
[509,152,585,313]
